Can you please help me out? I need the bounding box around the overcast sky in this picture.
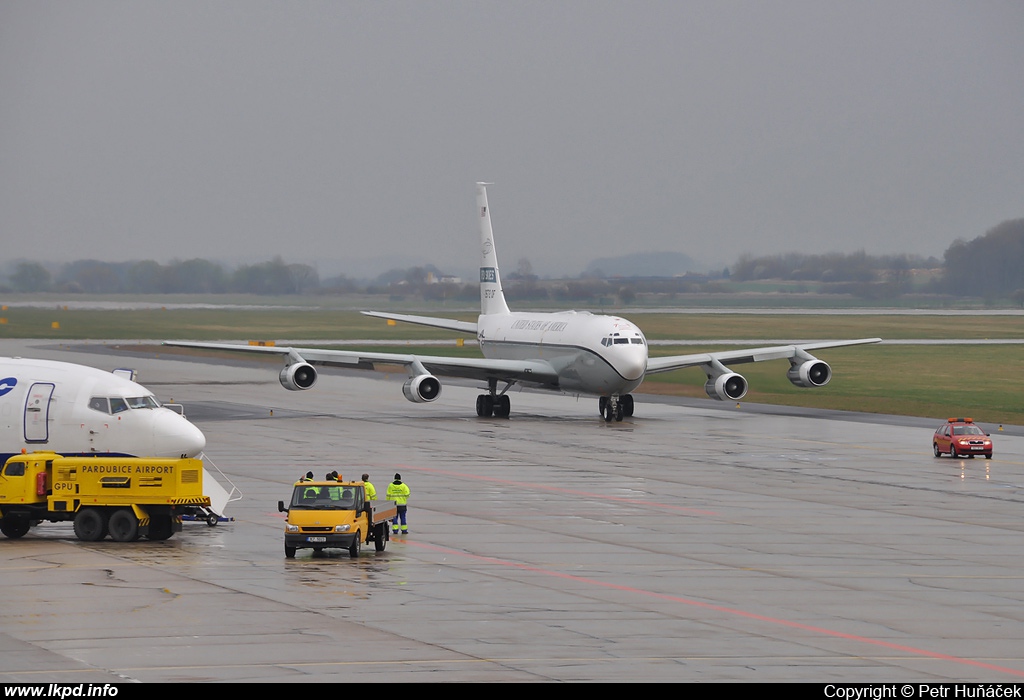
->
[1,1,1021,277]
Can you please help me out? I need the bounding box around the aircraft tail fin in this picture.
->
[476,182,511,316]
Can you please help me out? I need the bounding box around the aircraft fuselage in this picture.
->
[477,310,648,395]
[0,358,206,462]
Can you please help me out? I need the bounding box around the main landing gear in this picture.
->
[476,378,513,418]
[599,394,634,422]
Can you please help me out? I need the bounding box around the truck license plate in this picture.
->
[306,536,327,543]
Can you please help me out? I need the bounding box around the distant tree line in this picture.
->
[731,251,937,285]
[942,219,1024,301]
[3,257,321,295]
[729,217,1024,301]
[4,218,1024,302]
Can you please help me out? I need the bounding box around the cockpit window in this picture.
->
[127,396,160,409]
[89,395,161,413]
[604,334,645,347]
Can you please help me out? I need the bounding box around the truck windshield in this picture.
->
[289,485,360,510]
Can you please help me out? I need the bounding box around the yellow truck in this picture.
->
[278,477,397,558]
[0,452,210,542]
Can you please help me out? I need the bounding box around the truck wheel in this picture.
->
[206,513,219,527]
[108,509,139,542]
[147,515,174,541]
[349,531,361,558]
[374,523,387,552]
[73,509,108,542]
[284,545,296,558]
[0,517,30,539]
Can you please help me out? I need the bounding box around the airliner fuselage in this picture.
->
[478,311,647,395]
[0,358,206,462]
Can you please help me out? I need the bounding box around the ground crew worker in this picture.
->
[386,473,410,534]
[299,471,314,482]
[362,473,377,501]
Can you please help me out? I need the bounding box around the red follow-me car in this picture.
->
[933,417,993,459]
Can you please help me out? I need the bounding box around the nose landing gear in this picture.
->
[476,378,513,418]
[599,394,634,422]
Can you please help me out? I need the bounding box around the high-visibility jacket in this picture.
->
[386,480,410,505]
[364,481,377,501]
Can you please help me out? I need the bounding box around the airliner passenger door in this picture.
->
[24,382,54,443]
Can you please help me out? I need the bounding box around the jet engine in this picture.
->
[704,372,747,401]
[279,362,317,391]
[787,359,831,388]
[402,374,441,403]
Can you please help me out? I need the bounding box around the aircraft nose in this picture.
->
[617,348,648,381]
[152,410,207,458]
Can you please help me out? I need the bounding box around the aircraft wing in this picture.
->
[162,341,559,386]
[644,338,882,375]
[361,311,478,334]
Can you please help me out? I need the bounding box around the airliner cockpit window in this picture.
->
[110,397,129,414]
[631,338,645,345]
[127,396,160,409]
[88,397,110,414]
[614,338,629,344]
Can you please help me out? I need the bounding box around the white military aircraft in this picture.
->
[165,183,880,421]
[0,357,206,461]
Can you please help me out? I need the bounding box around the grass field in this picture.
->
[3,306,1024,340]
[2,305,1022,425]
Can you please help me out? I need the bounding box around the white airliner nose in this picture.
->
[615,348,648,382]
[152,410,207,458]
